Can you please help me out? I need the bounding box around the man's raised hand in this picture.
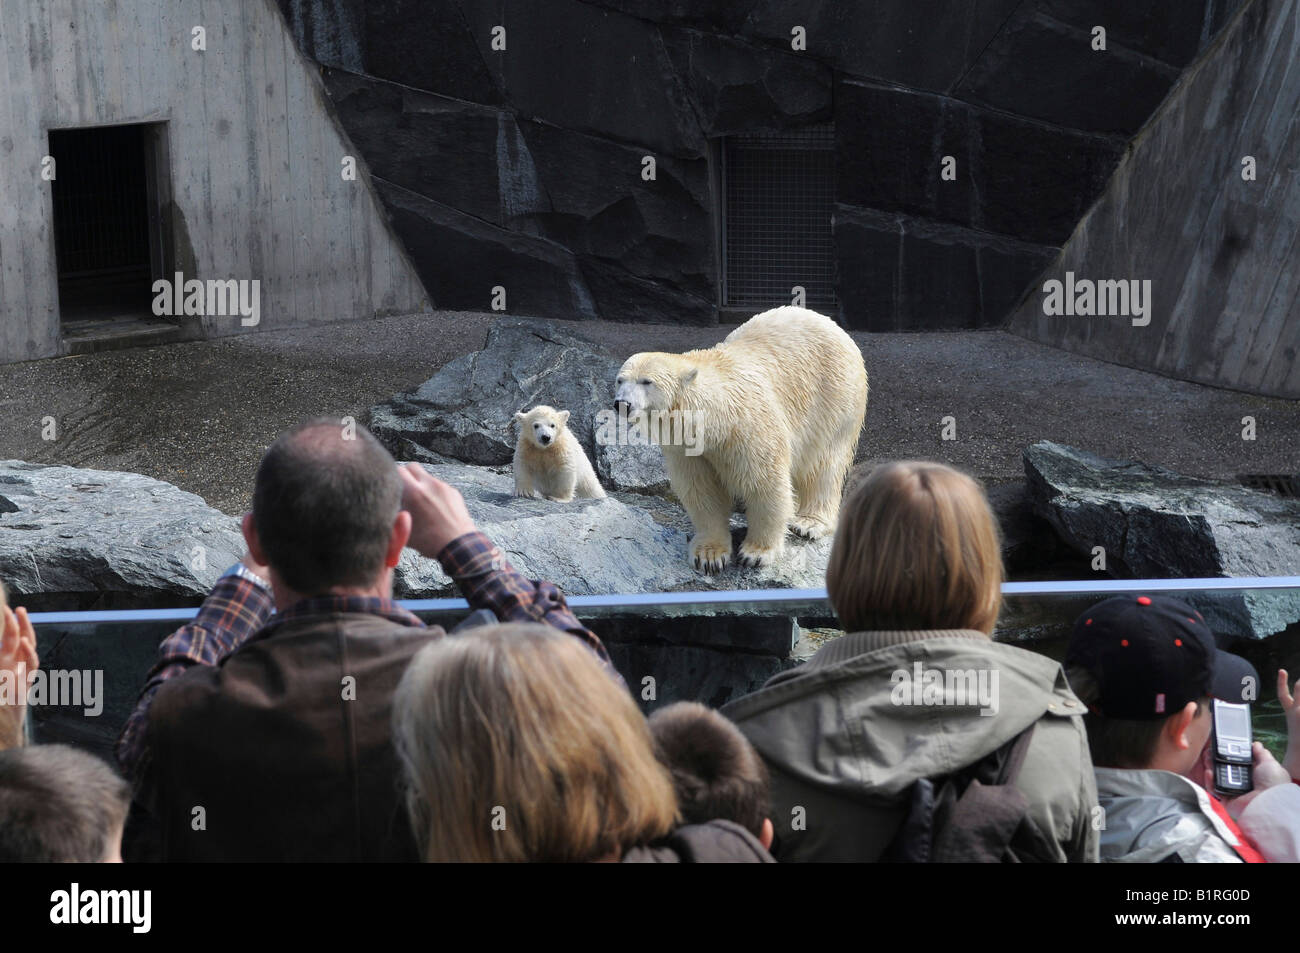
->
[1277,669,1300,780]
[0,604,38,750]
[398,463,478,558]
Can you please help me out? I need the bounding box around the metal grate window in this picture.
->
[50,125,152,278]
[49,123,162,325]
[722,125,837,312]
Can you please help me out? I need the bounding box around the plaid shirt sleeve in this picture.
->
[439,531,620,681]
[115,573,273,779]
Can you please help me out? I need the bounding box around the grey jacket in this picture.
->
[722,629,1100,862]
[1095,768,1246,863]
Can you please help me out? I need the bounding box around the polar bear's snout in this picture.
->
[614,376,652,415]
[531,421,556,447]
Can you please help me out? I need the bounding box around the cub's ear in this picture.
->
[509,411,526,432]
[681,367,699,386]
[557,410,571,426]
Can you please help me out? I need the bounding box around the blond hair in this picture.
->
[826,461,1003,634]
[393,623,679,862]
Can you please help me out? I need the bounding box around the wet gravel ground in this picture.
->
[1,309,1296,516]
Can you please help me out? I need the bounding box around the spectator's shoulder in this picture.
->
[142,663,226,760]
[149,659,223,718]
[622,820,776,863]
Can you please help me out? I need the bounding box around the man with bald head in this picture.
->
[116,418,613,861]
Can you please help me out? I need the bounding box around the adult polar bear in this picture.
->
[615,306,868,572]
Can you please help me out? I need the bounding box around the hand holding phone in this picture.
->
[1215,743,1290,821]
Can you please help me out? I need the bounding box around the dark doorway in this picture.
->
[721,125,837,316]
[48,123,177,351]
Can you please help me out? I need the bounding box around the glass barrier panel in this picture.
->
[21,579,1300,766]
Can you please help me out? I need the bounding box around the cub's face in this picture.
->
[515,406,570,449]
[615,355,679,417]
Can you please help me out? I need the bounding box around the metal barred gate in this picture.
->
[722,125,837,314]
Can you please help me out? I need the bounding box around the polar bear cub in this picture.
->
[512,405,606,503]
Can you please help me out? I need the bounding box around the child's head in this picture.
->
[394,623,679,862]
[648,701,773,849]
[1065,595,1257,778]
[0,744,130,862]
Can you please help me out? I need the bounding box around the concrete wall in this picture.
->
[1009,0,1300,399]
[0,0,428,364]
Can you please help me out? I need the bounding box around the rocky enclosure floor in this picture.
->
[0,309,1296,516]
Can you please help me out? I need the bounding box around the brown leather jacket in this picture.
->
[144,612,436,862]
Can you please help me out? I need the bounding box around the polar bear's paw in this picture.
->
[690,539,732,574]
[788,516,832,540]
[737,541,780,569]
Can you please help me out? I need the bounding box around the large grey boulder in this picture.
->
[1024,442,1300,640]
[366,319,670,493]
[395,463,832,598]
[0,454,826,611]
[0,461,243,611]
[985,478,1070,574]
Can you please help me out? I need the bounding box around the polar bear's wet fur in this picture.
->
[512,405,606,503]
[615,306,868,572]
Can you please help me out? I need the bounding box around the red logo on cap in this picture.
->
[1137,596,1152,606]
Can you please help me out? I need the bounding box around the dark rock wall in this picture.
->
[1009,0,1299,399]
[275,0,1239,329]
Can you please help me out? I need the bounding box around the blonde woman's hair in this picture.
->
[826,461,1003,635]
[393,623,679,862]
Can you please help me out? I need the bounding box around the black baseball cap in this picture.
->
[1065,595,1258,719]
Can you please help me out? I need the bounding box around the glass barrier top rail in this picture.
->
[24,575,1300,624]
